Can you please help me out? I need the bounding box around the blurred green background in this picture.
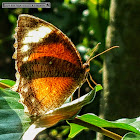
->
[0,0,110,139]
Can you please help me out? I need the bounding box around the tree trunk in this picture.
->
[97,0,140,139]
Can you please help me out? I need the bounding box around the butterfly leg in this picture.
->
[78,86,81,98]
[71,86,81,101]
[71,94,73,101]
[86,76,95,90]
[88,72,98,85]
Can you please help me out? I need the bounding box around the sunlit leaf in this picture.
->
[68,121,87,138]
[0,79,15,89]
[68,113,140,138]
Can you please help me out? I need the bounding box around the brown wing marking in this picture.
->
[12,14,86,116]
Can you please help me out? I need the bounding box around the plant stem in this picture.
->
[69,117,122,140]
[0,82,11,89]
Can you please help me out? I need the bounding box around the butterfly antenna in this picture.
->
[85,45,119,88]
[88,42,101,60]
[87,46,119,64]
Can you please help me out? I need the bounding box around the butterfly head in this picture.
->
[83,62,90,73]
[82,45,119,88]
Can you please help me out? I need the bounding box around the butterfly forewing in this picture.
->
[12,14,85,115]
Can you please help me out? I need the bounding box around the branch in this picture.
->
[69,117,122,140]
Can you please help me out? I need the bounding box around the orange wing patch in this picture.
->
[29,77,78,115]
[28,43,80,67]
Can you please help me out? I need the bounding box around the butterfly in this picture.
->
[12,14,118,116]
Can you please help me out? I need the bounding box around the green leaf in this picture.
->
[67,85,102,138]
[123,132,140,140]
[95,84,103,92]
[68,113,140,138]
[78,114,140,134]
[35,84,103,128]
[0,82,102,140]
[0,79,15,88]
[0,88,31,140]
[67,122,86,138]
[22,84,102,139]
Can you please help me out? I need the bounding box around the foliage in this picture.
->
[0,80,140,140]
[123,133,140,140]
[0,79,101,139]
[68,114,140,139]
[0,80,31,140]
[1,0,139,140]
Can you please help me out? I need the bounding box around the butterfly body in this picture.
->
[12,14,88,116]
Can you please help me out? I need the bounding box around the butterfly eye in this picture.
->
[83,63,90,73]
